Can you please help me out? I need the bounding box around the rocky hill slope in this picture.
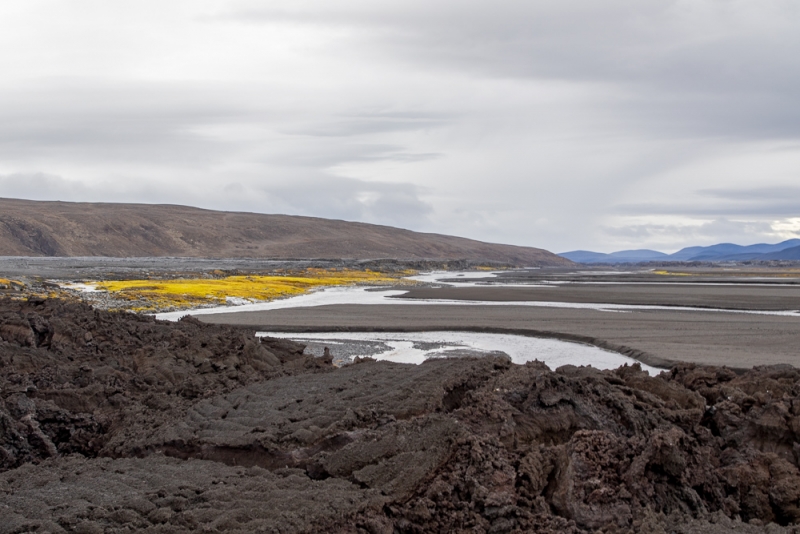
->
[0,198,569,266]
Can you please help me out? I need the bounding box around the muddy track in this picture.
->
[2,298,800,533]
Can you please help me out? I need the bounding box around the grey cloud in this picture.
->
[256,175,432,229]
[0,81,445,181]
[223,1,800,87]
[614,202,800,218]
[700,186,800,202]
[283,112,452,138]
[617,184,800,217]
[0,173,95,202]
[0,82,253,167]
[603,218,778,251]
[611,91,800,140]
[223,182,246,194]
[265,143,441,169]
[374,152,441,163]
[226,1,800,140]
[0,172,210,207]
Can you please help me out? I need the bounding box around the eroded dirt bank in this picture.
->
[2,298,800,533]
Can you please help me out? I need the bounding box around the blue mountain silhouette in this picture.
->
[559,239,800,263]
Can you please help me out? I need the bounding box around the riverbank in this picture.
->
[198,303,800,370]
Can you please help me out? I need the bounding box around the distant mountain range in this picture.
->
[560,239,800,264]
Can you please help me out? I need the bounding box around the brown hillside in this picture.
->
[0,198,570,266]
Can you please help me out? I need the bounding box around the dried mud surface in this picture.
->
[2,299,800,533]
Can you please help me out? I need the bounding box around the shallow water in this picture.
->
[257,330,663,375]
[156,283,800,320]
[406,270,551,288]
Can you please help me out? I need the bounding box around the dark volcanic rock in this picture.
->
[0,455,382,534]
[0,298,323,471]
[3,298,800,532]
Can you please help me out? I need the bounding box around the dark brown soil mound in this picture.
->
[2,298,800,533]
[0,198,569,266]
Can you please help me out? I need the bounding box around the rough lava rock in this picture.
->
[0,298,324,471]
[2,298,800,533]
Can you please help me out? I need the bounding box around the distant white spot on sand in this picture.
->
[225,296,253,305]
[406,270,550,288]
[60,282,101,293]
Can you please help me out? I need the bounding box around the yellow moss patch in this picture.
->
[652,270,693,276]
[0,278,24,289]
[93,269,404,312]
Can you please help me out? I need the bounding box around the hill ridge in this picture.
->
[0,198,569,266]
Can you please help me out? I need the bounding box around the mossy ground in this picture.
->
[89,268,411,313]
[0,278,27,296]
[652,270,693,276]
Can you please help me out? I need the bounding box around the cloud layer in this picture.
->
[1,0,798,252]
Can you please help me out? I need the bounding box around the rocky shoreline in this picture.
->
[2,298,800,532]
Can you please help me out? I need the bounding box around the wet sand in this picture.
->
[198,283,800,369]
[395,284,800,311]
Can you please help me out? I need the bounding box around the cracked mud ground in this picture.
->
[2,298,800,533]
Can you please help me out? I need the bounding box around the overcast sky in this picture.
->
[1,1,799,253]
